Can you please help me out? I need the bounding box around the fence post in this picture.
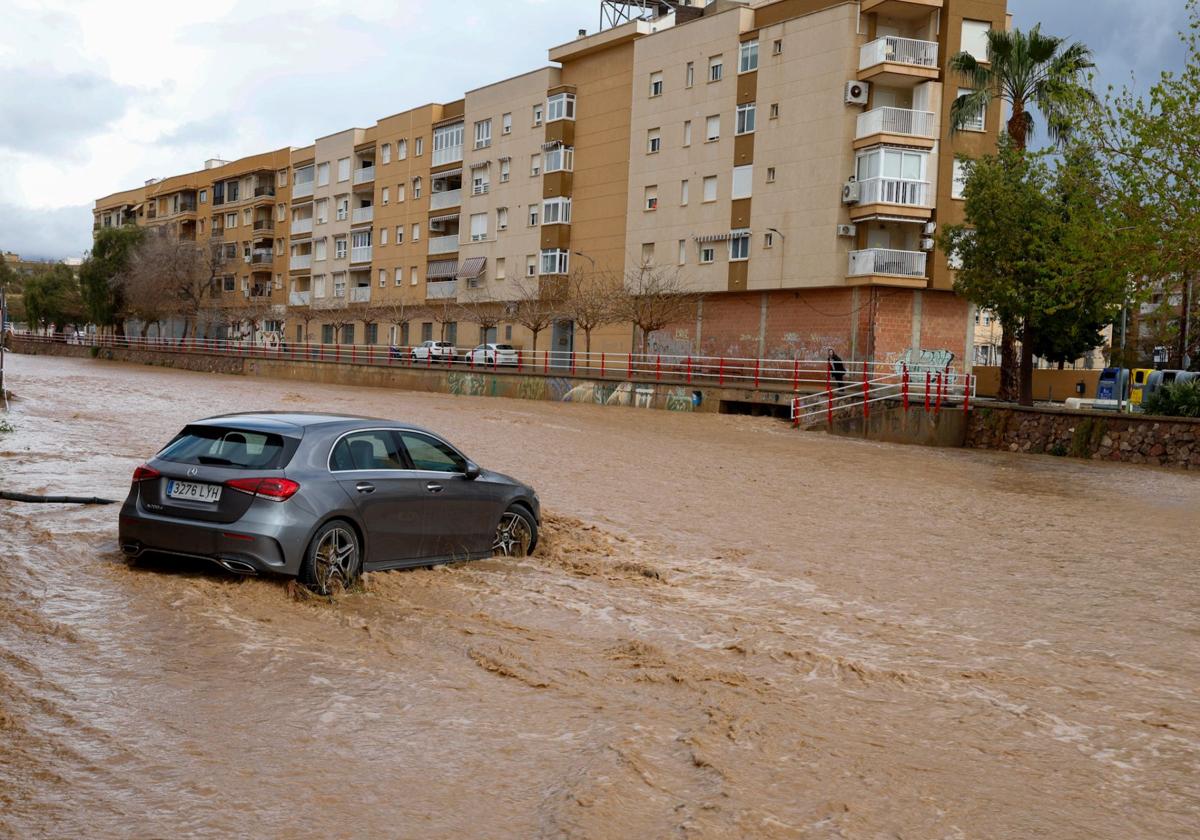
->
[718,357,725,387]
[963,373,972,414]
[517,349,523,372]
[793,357,800,391]
[935,373,944,415]
[600,352,606,378]
[627,352,633,380]
[924,372,931,413]
[656,354,661,382]
[543,349,548,375]
[686,355,692,384]
[902,364,910,411]
[754,357,760,389]
[827,379,833,427]
[570,351,576,376]
[862,363,870,420]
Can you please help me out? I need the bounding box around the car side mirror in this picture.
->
[464,462,481,481]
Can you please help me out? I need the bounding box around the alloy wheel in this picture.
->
[314,526,358,593]
[493,512,532,557]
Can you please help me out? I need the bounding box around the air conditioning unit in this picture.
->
[922,221,937,235]
[920,237,936,251]
[842,180,860,204]
[836,224,857,238]
[845,80,870,106]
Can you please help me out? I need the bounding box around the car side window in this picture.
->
[398,432,466,473]
[330,431,407,471]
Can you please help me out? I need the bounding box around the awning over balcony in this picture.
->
[456,257,486,280]
[541,140,564,151]
[469,160,490,169]
[856,213,929,224]
[432,167,462,180]
[694,232,731,242]
[130,203,144,212]
[427,259,459,279]
[429,213,460,225]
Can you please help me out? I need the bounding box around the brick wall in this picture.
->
[919,290,970,366]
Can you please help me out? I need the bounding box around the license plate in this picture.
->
[167,479,222,503]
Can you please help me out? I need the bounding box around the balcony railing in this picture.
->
[351,206,374,224]
[859,36,939,72]
[350,245,372,263]
[210,226,225,239]
[293,181,314,198]
[353,166,375,185]
[246,285,272,298]
[177,201,197,214]
[291,218,313,235]
[428,234,460,255]
[856,177,931,208]
[349,286,372,303]
[290,254,312,270]
[289,291,312,306]
[430,188,463,211]
[856,107,936,140]
[254,185,276,198]
[848,248,927,278]
[471,183,490,196]
[249,251,273,265]
[432,144,464,167]
[253,219,275,233]
[426,280,458,300]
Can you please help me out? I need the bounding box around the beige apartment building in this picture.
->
[93,0,1007,367]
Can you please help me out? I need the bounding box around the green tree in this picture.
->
[22,264,84,333]
[949,24,1095,399]
[78,226,144,333]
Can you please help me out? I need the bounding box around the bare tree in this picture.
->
[425,298,460,344]
[121,260,175,337]
[124,232,222,338]
[291,306,317,344]
[510,277,558,353]
[368,297,415,347]
[315,297,354,344]
[616,262,700,354]
[457,291,504,347]
[562,267,622,355]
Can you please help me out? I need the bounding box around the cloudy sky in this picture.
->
[0,0,1190,260]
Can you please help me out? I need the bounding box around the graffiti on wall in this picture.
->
[447,372,490,397]
[889,347,955,373]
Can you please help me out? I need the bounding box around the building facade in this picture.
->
[93,0,1007,367]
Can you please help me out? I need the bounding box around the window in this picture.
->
[278,169,288,187]
[540,248,570,275]
[395,267,403,286]
[330,431,406,472]
[414,137,424,156]
[472,167,490,195]
[333,272,346,298]
[199,189,207,204]
[546,92,575,121]
[770,103,779,120]
[335,238,347,260]
[341,324,355,345]
[502,112,512,135]
[500,158,511,182]
[532,104,543,126]
[497,206,509,230]
[706,115,720,142]
[700,246,715,264]
[961,20,991,62]
[773,39,783,55]
[313,274,326,298]
[678,239,686,265]
[526,255,537,277]
[243,208,252,224]
[317,162,330,187]
[531,153,542,176]
[382,187,390,206]
[528,205,539,226]
[952,158,969,199]
[412,177,422,199]
[225,212,237,228]
[379,269,387,287]
[223,242,237,259]
[411,266,419,285]
[321,324,334,343]
[225,181,239,202]
[496,257,506,280]
[708,55,723,82]
[641,242,654,265]
[397,183,405,202]
[396,225,404,243]
[366,324,378,345]
[736,103,756,135]
[381,143,391,164]
[544,146,573,172]
[854,148,929,205]
[729,230,750,261]
[732,165,753,199]
[956,88,985,131]
[703,175,718,203]
[648,128,661,154]
[398,139,408,160]
[421,322,433,342]
[412,223,420,241]
[470,213,488,242]
[644,185,658,211]
[764,231,774,249]
[739,39,759,73]
[767,166,776,183]
[315,198,328,224]
[277,203,286,221]
[680,179,689,205]
[399,432,467,474]
[336,197,349,221]
[683,120,692,146]
[474,119,492,149]
[381,227,388,245]
[542,197,571,224]
[314,238,327,261]
[650,71,663,97]
[223,275,236,292]
[686,61,695,88]
[433,122,464,165]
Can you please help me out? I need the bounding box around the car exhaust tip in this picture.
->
[121,542,143,557]
[215,558,258,575]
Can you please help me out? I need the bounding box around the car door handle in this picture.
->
[355,482,375,494]
[426,482,444,494]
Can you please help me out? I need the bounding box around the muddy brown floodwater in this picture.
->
[1,354,1198,838]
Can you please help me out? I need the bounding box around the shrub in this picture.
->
[1143,380,1200,418]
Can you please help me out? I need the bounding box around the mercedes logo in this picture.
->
[187,467,199,477]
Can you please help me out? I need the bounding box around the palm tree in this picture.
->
[949,25,1094,403]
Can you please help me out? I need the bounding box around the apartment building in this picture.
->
[93,0,1007,366]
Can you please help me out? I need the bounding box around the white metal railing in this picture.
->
[856,177,931,207]
[289,254,312,270]
[859,36,939,71]
[289,291,311,306]
[291,218,313,235]
[428,234,460,255]
[472,183,490,196]
[856,107,936,140]
[349,286,371,303]
[430,189,463,210]
[848,248,927,278]
[432,144,463,166]
[353,166,375,185]
[426,280,458,299]
[351,206,374,224]
[350,245,372,263]
[293,181,314,198]
[791,367,975,427]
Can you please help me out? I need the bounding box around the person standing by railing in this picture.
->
[828,349,846,386]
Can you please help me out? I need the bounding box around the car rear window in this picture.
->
[494,344,514,350]
[158,426,294,470]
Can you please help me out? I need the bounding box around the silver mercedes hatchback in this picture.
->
[119,413,540,594]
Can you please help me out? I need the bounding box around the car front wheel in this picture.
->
[493,507,537,557]
[300,520,362,595]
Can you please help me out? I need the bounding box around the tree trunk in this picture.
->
[1019,319,1036,406]
[998,324,1018,401]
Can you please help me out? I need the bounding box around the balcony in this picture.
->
[848,248,928,285]
[289,291,312,306]
[247,284,272,299]
[253,218,275,234]
[351,206,374,225]
[428,234,460,255]
[349,286,372,303]
[291,218,313,236]
[249,250,273,265]
[426,280,458,300]
[210,226,225,239]
[432,144,464,167]
[851,177,932,219]
[353,166,375,186]
[430,188,462,211]
[351,245,372,263]
[254,185,276,198]
[855,107,937,147]
[858,36,939,85]
[861,0,943,18]
[290,254,312,270]
[293,181,314,199]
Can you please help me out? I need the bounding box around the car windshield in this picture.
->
[494,344,514,350]
[158,425,291,469]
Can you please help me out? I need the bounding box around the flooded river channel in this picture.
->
[1,354,1197,838]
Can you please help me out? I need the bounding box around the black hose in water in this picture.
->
[0,491,116,506]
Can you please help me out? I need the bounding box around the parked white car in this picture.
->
[463,343,519,367]
[410,340,457,363]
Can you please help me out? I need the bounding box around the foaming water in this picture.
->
[1,354,1197,838]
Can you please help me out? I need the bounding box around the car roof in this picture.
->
[194,412,439,437]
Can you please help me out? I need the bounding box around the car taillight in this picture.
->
[132,464,161,482]
[226,477,301,502]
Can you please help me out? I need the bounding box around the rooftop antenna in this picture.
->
[600,0,684,31]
